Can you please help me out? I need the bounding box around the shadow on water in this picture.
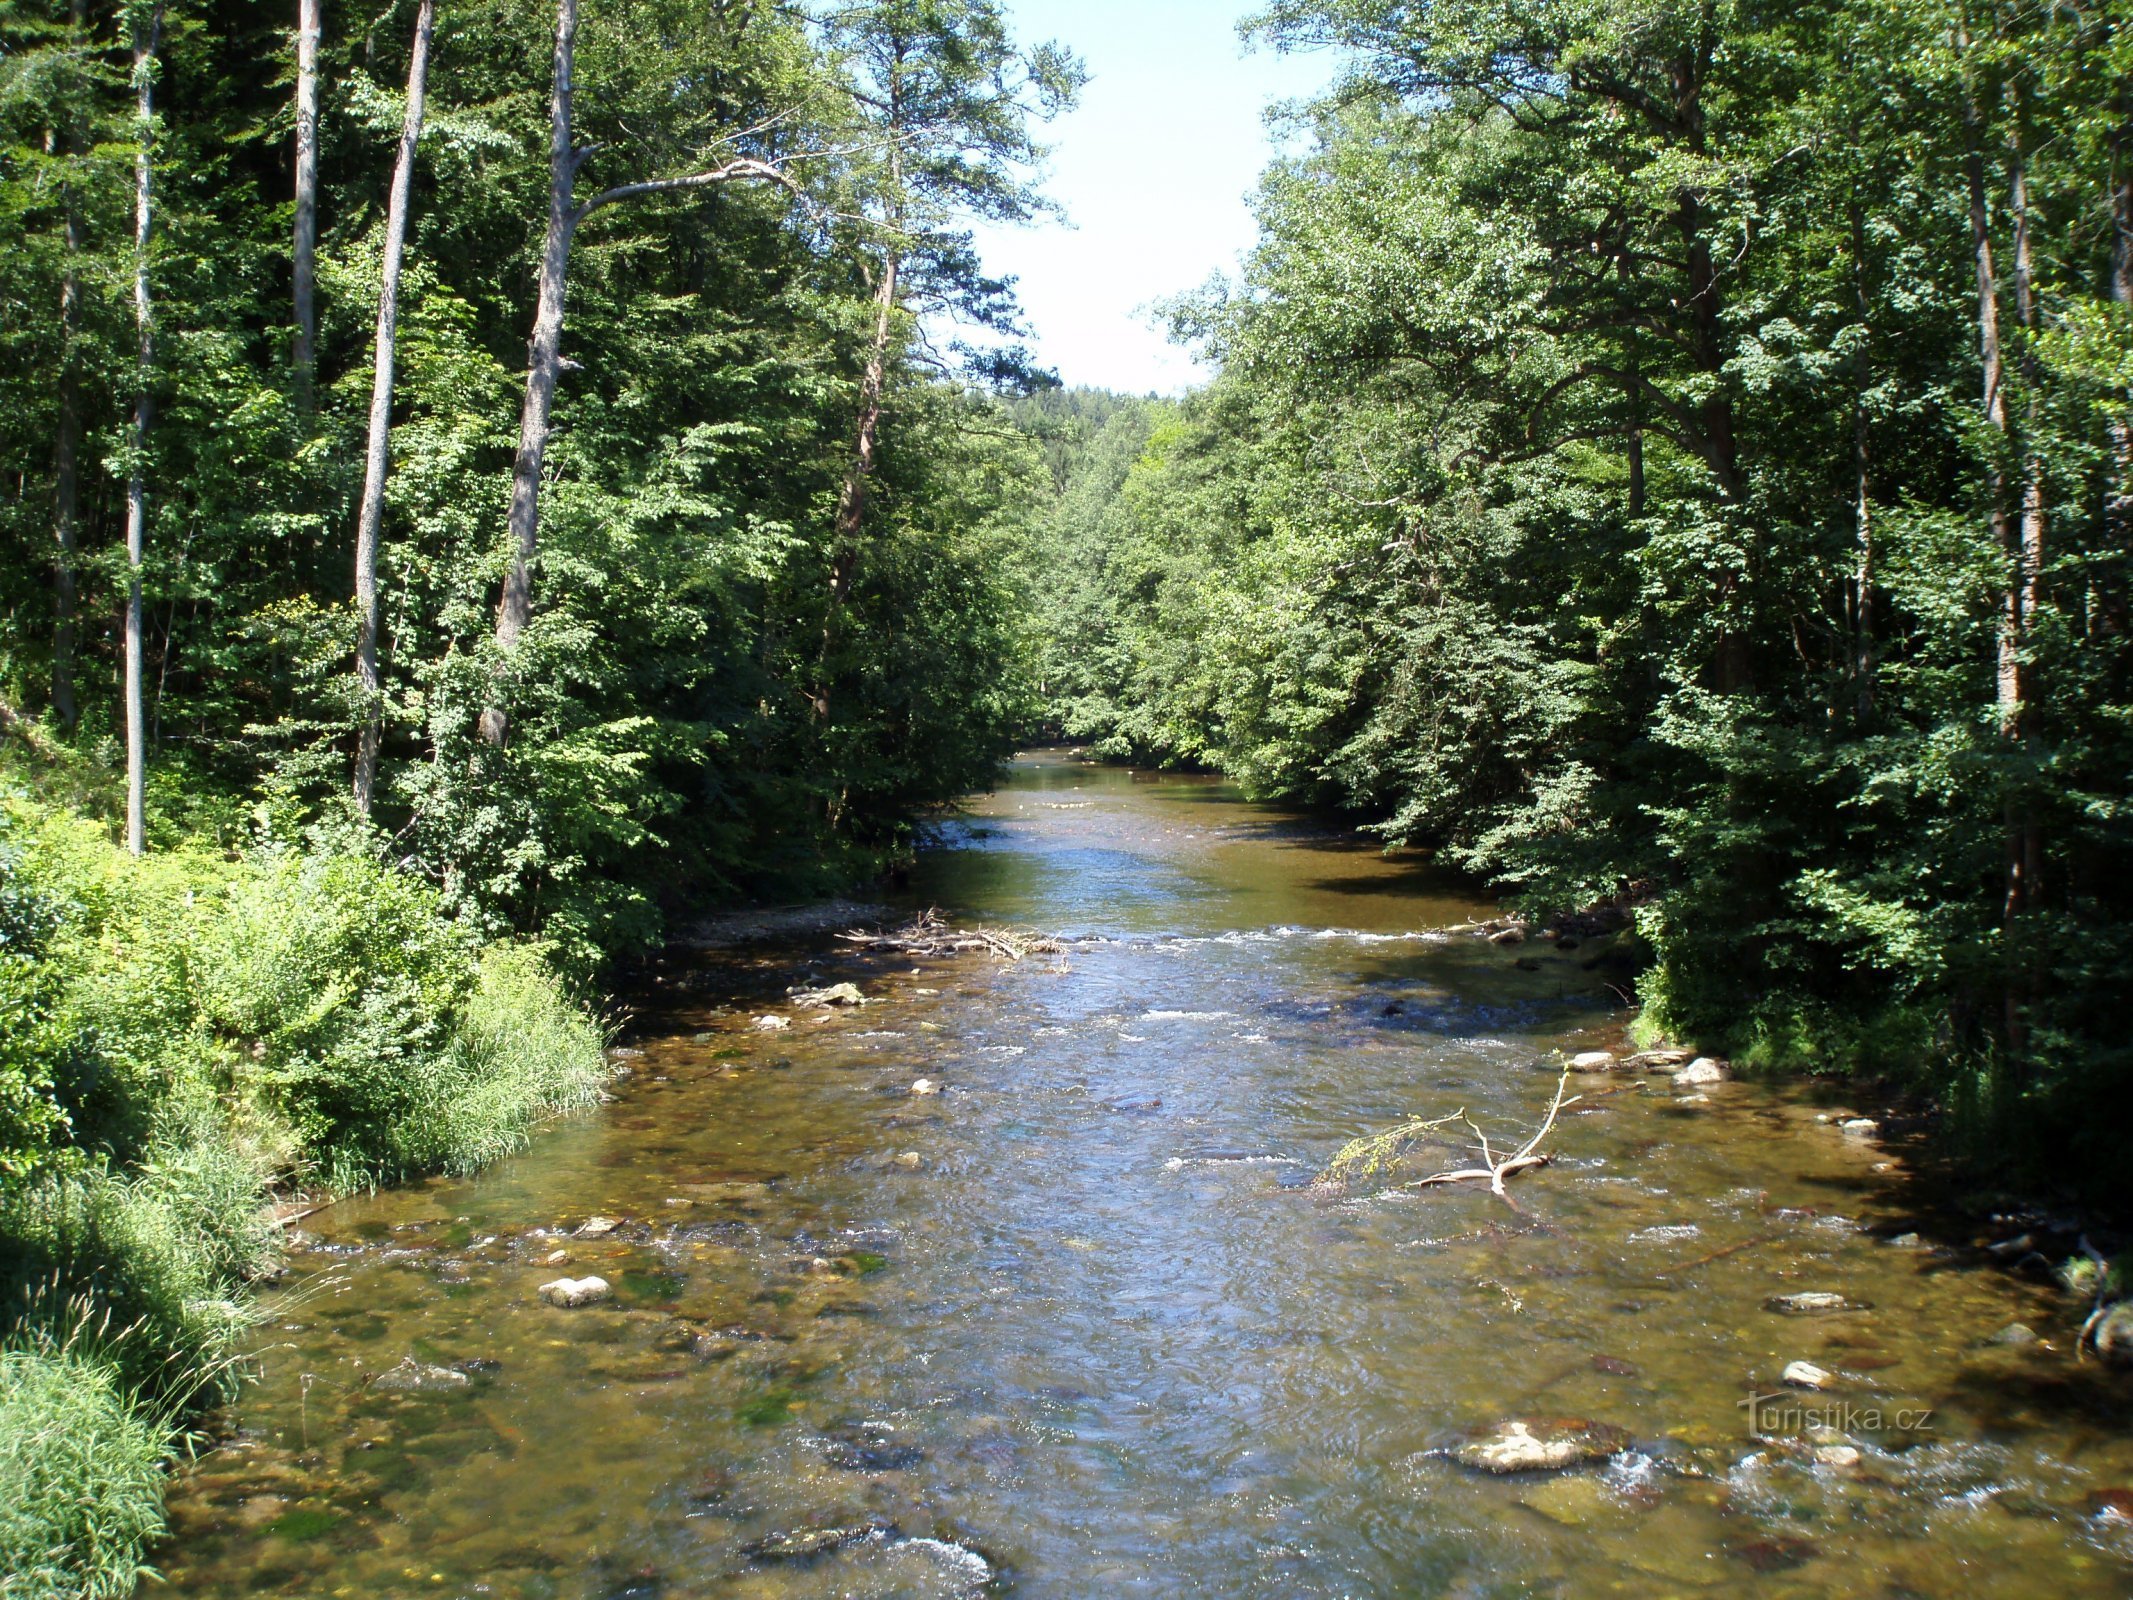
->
[158,751,2133,1600]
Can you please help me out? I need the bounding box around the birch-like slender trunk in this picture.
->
[479,0,796,745]
[2108,109,2131,548]
[479,0,583,748]
[1848,201,1875,720]
[2005,110,2044,924]
[352,0,435,815]
[51,0,87,731]
[293,0,321,404]
[124,2,164,856]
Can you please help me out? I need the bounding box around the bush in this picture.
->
[0,793,611,1599]
[0,1342,171,1600]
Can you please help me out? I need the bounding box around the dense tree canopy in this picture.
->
[1030,0,2133,1185]
[0,0,1073,971]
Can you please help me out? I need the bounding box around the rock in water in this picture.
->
[1839,1117,1881,1139]
[1624,1049,1694,1071]
[1765,1291,1866,1315]
[910,1078,939,1096]
[1985,1322,2040,1349]
[1781,1361,1834,1390]
[1674,1056,1730,1085]
[538,1275,611,1308]
[753,1014,790,1031]
[792,982,867,1007]
[2091,1303,2133,1367]
[1569,1051,1617,1073]
[740,1525,878,1562]
[371,1357,470,1393]
[575,1215,621,1238]
[1440,1417,1630,1474]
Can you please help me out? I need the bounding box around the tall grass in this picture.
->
[0,1341,172,1600]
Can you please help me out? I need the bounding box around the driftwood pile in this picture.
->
[837,908,1064,963]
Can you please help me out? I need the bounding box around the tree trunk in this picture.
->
[810,245,900,720]
[1959,32,2027,1054]
[124,2,163,857]
[293,0,321,405]
[352,0,435,815]
[481,0,583,748]
[2108,105,2131,552]
[2006,111,2044,918]
[50,0,87,733]
[1848,201,1874,720]
[476,0,798,745]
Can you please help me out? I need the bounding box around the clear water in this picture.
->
[161,753,2133,1598]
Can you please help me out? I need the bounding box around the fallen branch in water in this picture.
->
[1317,1069,1581,1204]
[1408,1070,1578,1199]
[836,908,1063,962]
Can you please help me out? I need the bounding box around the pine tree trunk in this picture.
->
[352,0,435,815]
[293,0,320,405]
[482,0,582,748]
[124,2,163,857]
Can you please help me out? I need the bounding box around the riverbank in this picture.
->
[0,793,610,1597]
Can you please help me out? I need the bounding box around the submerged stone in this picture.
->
[1765,1291,1866,1315]
[371,1358,470,1394]
[739,1524,880,1562]
[1440,1416,1631,1475]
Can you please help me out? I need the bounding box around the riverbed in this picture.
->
[162,752,2133,1598]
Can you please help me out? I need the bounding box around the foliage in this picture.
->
[1029,0,2133,1196]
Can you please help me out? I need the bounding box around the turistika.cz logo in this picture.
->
[1738,1392,1934,1440]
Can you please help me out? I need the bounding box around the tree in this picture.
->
[352,0,435,815]
[292,0,320,404]
[122,0,163,856]
[809,0,1082,718]
[477,0,805,747]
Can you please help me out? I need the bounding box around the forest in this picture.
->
[2,0,2131,1593]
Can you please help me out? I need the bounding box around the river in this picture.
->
[162,752,2133,1598]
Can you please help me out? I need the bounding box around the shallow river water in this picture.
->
[163,753,2133,1598]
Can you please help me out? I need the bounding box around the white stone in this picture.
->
[574,1216,620,1238]
[753,1014,790,1031]
[538,1275,611,1308]
[1782,1360,1833,1390]
[910,1078,939,1096]
[1569,1051,1618,1073]
[1674,1056,1729,1085]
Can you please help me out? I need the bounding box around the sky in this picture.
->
[961,1,1338,396]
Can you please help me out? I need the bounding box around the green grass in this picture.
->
[0,1344,172,1600]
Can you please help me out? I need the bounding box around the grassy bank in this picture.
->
[0,791,609,1596]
